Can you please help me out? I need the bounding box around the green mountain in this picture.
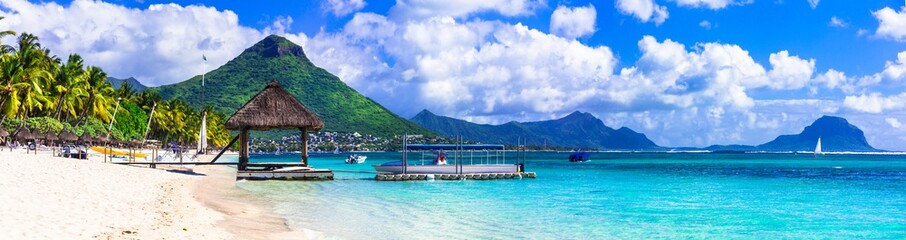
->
[758,115,876,151]
[410,110,661,150]
[151,35,435,137]
[107,77,147,90]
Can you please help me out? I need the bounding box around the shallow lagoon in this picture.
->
[238,152,906,239]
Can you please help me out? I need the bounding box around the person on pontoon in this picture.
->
[434,151,447,165]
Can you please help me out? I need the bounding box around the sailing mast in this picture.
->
[198,52,208,154]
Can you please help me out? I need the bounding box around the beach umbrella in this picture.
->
[59,130,78,142]
[0,128,8,138]
[13,127,33,141]
[79,132,93,144]
[44,131,59,141]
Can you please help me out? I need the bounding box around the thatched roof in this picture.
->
[0,128,8,137]
[79,132,92,142]
[59,131,78,141]
[14,127,32,140]
[44,131,58,141]
[226,80,324,131]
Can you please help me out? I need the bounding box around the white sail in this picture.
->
[198,113,207,154]
[814,137,822,155]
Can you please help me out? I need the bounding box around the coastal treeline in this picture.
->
[0,25,230,148]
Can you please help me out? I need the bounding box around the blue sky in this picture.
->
[2,0,906,149]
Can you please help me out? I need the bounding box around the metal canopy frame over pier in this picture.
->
[382,135,532,180]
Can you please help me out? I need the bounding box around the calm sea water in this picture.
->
[234,152,906,239]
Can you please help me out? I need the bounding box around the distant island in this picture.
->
[704,116,877,152]
[410,110,661,150]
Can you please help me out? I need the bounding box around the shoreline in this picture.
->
[0,148,307,239]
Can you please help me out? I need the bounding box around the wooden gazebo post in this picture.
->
[300,127,308,166]
[239,127,250,170]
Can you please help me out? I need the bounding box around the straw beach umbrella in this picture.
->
[59,130,78,142]
[79,132,93,145]
[0,128,8,138]
[44,130,58,141]
[14,127,33,141]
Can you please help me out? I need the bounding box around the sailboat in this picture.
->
[333,145,340,154]
[813,137,822,157]
[197,112,207,154]
[197,52,209,155]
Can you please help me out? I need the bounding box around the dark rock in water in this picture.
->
[410,110,661,150]
[758,116,876,152]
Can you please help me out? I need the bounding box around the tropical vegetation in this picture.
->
[0,24,231,148]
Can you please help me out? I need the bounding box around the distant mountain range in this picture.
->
[704,116,877,152]
[410,110,661,150]
[149,35,435,137]
[107,77,147,90]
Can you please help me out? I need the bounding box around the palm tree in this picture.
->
[6,34,54,120]
[50,54,87,121]
[115,80,137,102]
[0,17,16,54]
[75,66,114,126]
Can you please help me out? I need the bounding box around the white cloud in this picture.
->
[886,117,902,128]
[0,0,308,86]
[807,0,819,9]
[549,4,597,39]
[872,5,906,41]
[616,0,669,25]
[766,50,815,90]
[812,69,854,93]
[882,51,906,80]
[843,93,906,113]
[301,14,617,119]
[323,0,367,17]
[10,0,906,150]
[699,20,712,29]
[829,16,847,28]
[389,0,545,20]
[674,0,747,10]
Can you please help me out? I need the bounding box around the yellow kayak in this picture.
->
[90,146,148,158]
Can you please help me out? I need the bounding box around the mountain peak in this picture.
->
[413,109,437,118]
[563,111,594,120]
[243,35,311,61]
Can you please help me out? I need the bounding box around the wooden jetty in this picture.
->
[219,80,333,180]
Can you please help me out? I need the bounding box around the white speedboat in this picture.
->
[346,154,367,164]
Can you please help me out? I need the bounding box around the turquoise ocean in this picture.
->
[234,152,906,239]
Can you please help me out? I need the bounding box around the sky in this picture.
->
[2,0,906,150]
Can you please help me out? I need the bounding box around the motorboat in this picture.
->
[346,154,367,164]
[569,152,590,162]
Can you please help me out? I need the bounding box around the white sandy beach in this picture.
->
[0,148,308,239]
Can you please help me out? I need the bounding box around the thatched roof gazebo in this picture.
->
[226,80,324,170]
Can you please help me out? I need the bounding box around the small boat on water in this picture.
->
[346,154,367,164]
[569,152,591,162]
[814,137,822,157]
